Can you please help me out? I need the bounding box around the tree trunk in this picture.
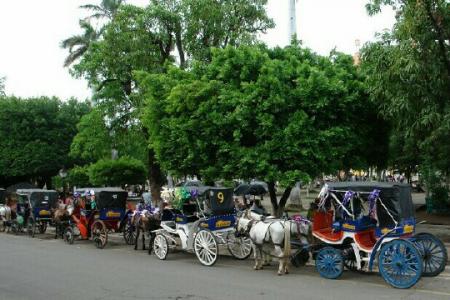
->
[268,181,278,215]
[267,181,293,217]
[148,148,164,206]
[276,186,293,217]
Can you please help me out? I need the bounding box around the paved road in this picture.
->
[1,232,449,300]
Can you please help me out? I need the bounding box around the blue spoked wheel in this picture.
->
[315,247,344,279]
[378,239,422,289]
[413,233,447,277]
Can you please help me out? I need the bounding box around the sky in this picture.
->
[0,0,395,101]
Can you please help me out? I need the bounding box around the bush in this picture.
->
[68,165,91,187]
[88,156,146,187]
[431,187,449,210]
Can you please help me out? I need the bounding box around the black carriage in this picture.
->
[15,189,58,237]
[68,187,128,248]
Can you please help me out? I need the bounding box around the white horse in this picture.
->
[0,204,12,232]
[236,210,292,275]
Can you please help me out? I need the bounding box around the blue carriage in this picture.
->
[15,189,58,237]
[312,182,447,288]
[153,187,252,266]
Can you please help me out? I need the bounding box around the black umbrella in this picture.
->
[234,183,268,196]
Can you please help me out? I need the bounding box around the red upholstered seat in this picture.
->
[312,210,344,242]
[354,229,376,251]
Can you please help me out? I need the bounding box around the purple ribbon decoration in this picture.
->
[190,189,199,199]
[368,189,380,220]
[341,191,355,219]
[291,214,311,224]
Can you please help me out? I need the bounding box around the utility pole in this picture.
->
[289,0,297,43]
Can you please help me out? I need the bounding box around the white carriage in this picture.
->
[153,187,252,266]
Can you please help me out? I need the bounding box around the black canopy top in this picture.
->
[75,187,127,209]
[16,189,59,208]
[204,187,234,215]
[324,182,414,226]
[234,183,268,196]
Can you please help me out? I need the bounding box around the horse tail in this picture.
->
[283,221,291,259]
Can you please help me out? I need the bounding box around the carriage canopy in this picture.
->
[76,187,127,210]
[325,182,415,226]
[15,189,59,208]
[205,187,234,215]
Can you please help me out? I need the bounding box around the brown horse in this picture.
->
[132,211,161,253]
[52,204,72,239]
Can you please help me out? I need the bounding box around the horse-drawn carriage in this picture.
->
[312,182,447,288]
[13,189,58,237]
[64,187,127,249]
[152,187,252,266]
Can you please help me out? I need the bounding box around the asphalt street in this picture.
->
[1,232,449,300]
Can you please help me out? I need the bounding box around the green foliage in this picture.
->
[139,44,382,213]
[88,156,146,186]
[68,165,91,187]
[0,96,90,186]
[362,0,450,179]
[431,186,449,208]
[70,109,112,162]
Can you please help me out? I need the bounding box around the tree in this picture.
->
[88,156,146,186]
[81,0,126,21]
[0,97,90,187]
[61,20,100,67]
[139,44,378,216]
[69,1,274,202]
[362,0,450,185]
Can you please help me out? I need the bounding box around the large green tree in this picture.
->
[67,1,274,201]
[0,97,90,187]
[362,0,450,184]
[139,44,382,216]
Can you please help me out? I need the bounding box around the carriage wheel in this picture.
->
[153,233,169,260]
[27,216,36,238]
[92,221,108,249]
[227,233,252,260]
[342,246,365,271]
[64,227,75,245]
[123,222,136,246]
[378,239,422,289]
[413,233,447,277]
[315,247,344,279]
[194,229,218,266]
[38,222,47,234]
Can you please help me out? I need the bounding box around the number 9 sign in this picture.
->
[217,192,224,204]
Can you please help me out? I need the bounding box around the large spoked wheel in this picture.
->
[27,216,36,238]
[38,222,47,234]
[153,233,169,260]
[92,221,108,249]
[315,247,344,279]
[227,233,252,260]
[413,233,447,277]
[123,222,136,246]
[378,239,422,289]
[64,227,75,245]
[194,229,218,266]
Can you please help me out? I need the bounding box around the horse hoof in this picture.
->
[277,272,283,276]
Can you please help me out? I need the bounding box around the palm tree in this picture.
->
[61,20,99,67]
[80,0,126,20]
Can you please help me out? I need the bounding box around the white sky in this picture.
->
[0,0,394,101]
